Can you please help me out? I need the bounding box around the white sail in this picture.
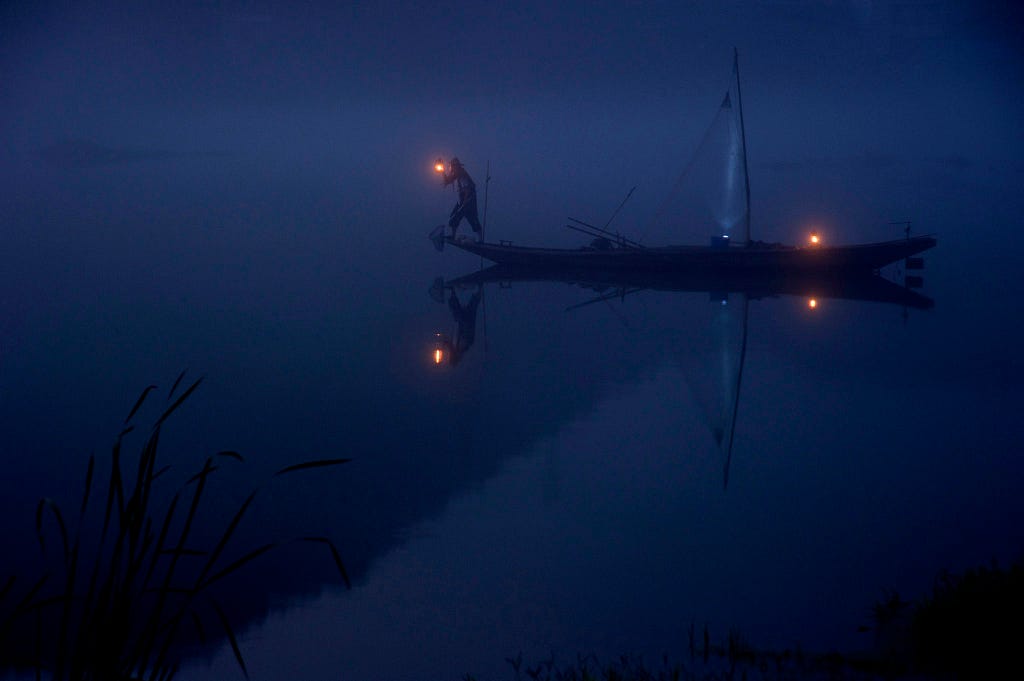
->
[648,50,751,246]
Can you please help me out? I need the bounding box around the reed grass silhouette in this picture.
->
[0,373,350,680]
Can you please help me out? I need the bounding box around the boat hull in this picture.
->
[446,235,937,274]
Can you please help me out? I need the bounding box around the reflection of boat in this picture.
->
[439,260,934,488]
[445,261,934,310]
[443,233,936,275]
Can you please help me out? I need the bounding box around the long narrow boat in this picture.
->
[433,48,937,277]
[444,233,936,274]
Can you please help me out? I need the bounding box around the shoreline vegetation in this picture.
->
[473,557,1023,681]
[0,375,350,681]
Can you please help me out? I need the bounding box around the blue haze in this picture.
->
[1,2,1023,680]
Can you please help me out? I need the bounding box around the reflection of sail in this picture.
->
[681,292,748,489]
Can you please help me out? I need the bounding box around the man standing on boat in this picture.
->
[442,157,482,240]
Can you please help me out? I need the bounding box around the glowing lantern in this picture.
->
[434,158,445,173]
[808,298,818,309]
[433,348,444,364]
[809,233,820,245]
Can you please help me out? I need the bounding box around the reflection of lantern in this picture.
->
[432,332,446,365]
[434,158,445,173]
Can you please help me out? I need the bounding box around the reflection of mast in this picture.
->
[722,295,748,490]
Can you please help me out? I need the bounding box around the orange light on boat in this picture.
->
[433,348,444,364]
[808,298,818,309]
[809,233,820,245]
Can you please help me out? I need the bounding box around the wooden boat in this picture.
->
[433,48,937,278]
[429,50,941,489]
[443,233,936,274]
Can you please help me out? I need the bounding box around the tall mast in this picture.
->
[733,47,751,245]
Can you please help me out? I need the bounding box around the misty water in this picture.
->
[2,135,1022,680]
[2,6,1023,675]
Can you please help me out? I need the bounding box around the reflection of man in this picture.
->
[441,288,481,366]
[443,157,482,240]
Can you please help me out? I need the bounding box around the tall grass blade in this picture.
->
[154,659,179,681]
[156,376,203,428]
[190,611,207,645]
[105,435,126,538]
[167,370,187,401]
[143,492,181,589]
[299,537,351,589]
[1,575,46,642]
[133,429,162,544]
[55,541,82,681]
[201,543,275,589]
[135,458,214,675]
[35,498,69,565]
[126,385,158,424]
[11,574,48,618]
[81,454,96,516]
[33,609,41,681]
[216,451,244,462]
[146,459,213,659]
[208,597,248,679]
[156,548,207,561]
[132,456,211,675]
[127,517,157,584]
[195,492,257,589]
[186,466,219,485]
[274,458,351,476]
[151,464,171,483]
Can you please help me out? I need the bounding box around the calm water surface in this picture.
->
[1,151,1021,681]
